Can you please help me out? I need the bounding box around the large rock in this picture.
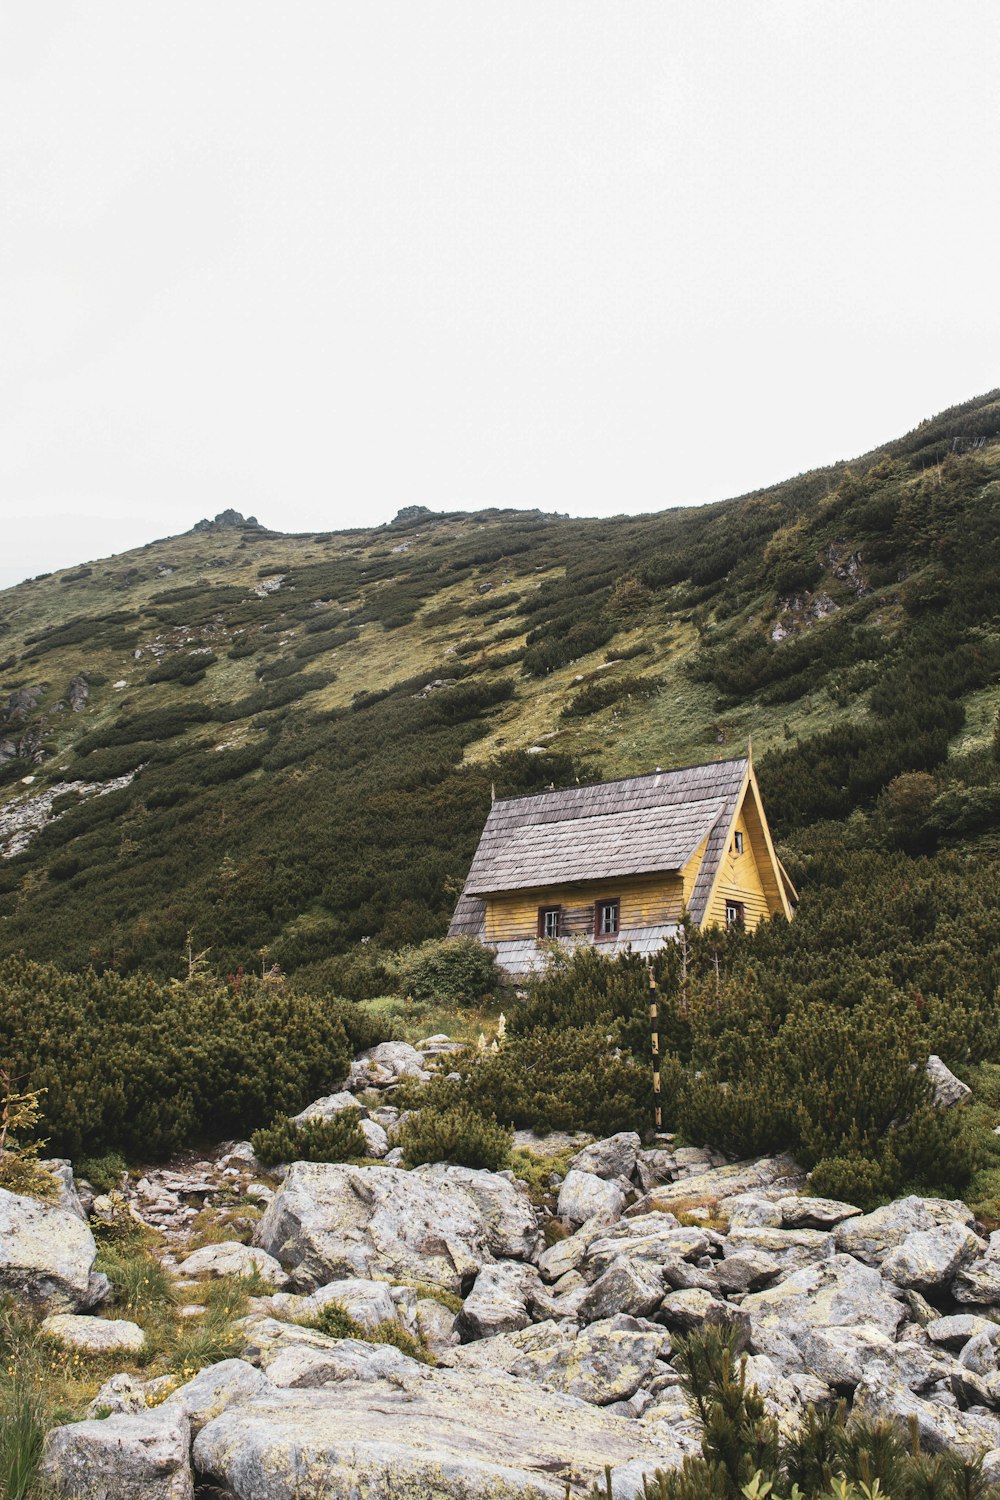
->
[926,1055,972,1109]
[926,1313,999,1350]
[834,1196,974,1265]
[723,1226,834,1274]
[194,1365,679,1499]
[852,1362,1000,1459]
[42,1408,193,1500]
[414,1163,539,1260]
[536,1219,608,1282]
[0,1186,97,1312]
[42,1158,86,1219]
[458,1262,537,1339]
[289,1090,358,1126]
[86,1372,149,1418]
[743,1253,906,1371]
[954,1232,1000,1306]
[254,1162,520,1293]
[568,1134,641,1182]
[510,1314,668,1406]
[268,1277,399,1331]
[558,1170,626,1227]
[881,1221,983,1292]
[178,1241,290,1287]
[576,1257,665,1323]
[41,1313,145,1355]
[627,1154,806,1217]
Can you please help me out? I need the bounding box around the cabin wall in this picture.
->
[704,804,774,932]
[484,873,686,944]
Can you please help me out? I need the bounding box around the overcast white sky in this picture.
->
[2,2,998,590]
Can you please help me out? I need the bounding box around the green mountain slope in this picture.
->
[0,392,998,979]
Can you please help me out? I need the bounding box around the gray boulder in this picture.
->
[583,1217,710,1280]
[853,1361,1000,1459]
[881,1221,983,1292]
[193,1365,675,1499]
[41,1158,86,1219]
[714,1249,781,1294]
[42,1408,193,1500]
[558,1170,626,1227]
[413,1162,539,1259]
[458,1261,536,1339]
[835,1196,974,1265]
[743,1254,906,1371]
[348,1041,429,1090]
[254,1162,516,1293]
[536,1219,607,1281]
[0,1186,97,1312]
[958,1327,1000,1377]
[568,1133,642,1182]
[510,1314,668,1406]
[576,1257,665,1323]
[659,1288,750,1347]
[926,1056,972,1109]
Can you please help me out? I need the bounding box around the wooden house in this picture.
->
[448,751,796,975]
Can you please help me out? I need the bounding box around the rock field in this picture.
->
[11,1041,1000,1499]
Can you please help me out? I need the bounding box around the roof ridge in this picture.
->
[492,755,749,808]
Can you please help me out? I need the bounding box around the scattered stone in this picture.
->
[358,1117,390,1157]
[457,1262,536,1339]
[577,1257,665,1323]
[777,1195,862,1230]
[289,1091,358,1126]
[743,1254,906,1372]
[926,1313,999,1349]
[510,1314,668,1406]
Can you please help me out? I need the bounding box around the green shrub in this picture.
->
[808,1154,889,1207]
[399,1103,513,1172]
[76,1150,128,1193]
[312,1301,365,1340]
[396,937,501,1008]
[250,1109,367,1167]
[309,1302,430,1363]
[0,956,386,1160]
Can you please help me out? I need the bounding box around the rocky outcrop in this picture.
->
[193,1366,683,1499]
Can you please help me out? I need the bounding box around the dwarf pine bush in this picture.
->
[399,1103,512,1172]
[250,1110,367,1168]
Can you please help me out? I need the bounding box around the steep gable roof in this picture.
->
[449,756,750,939]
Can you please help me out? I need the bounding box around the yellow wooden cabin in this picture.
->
[448,751,796,975]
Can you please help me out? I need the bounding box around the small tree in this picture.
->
[0,1069,58,1201]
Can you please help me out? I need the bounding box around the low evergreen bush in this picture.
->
[250,1110,367,1168]
[399,1102,513,1172]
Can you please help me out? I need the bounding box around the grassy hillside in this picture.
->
[0,391,998,980]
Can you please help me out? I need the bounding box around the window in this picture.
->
[537,906,561,939]
[725,899,745,929]
[594,898,620,938]
[733,831,744,855]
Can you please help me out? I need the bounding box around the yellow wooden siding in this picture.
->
[705,803,775,932]
[681,831,711,905]
[484,872,686,943]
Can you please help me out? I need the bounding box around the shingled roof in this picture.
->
[449,756,749,939]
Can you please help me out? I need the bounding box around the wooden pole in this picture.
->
[648,962,662,1132]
